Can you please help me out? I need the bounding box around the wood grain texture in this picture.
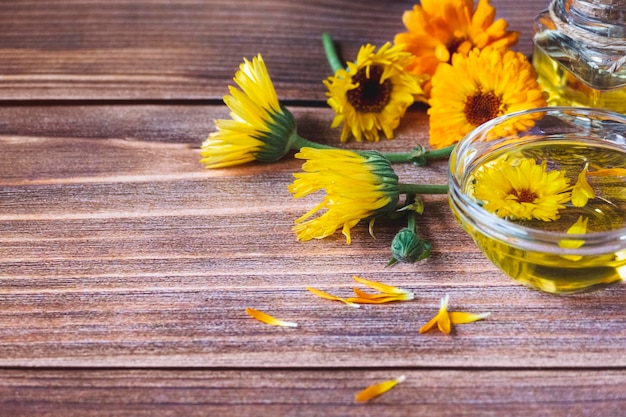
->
[0,0,550,100]
[0,1,624,413]
[1,105,624,368]
[1,369,625,417]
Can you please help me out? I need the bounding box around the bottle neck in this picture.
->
[553,0,626,38]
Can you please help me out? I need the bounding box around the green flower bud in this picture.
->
[388,227,432,266]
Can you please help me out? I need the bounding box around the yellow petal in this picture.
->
[352,275,412,294]
[306,287,360,308]
[587,167,626,176]
[436,310,451,334]
[346,295,411,304]
[420,295,451,334]
[419,315,439,334]
[355,375,406,402]
[559,216,588,250]
[351,288,413,301]
[245,307,298,327]
[449,311,491,324]
[571,164,595,207]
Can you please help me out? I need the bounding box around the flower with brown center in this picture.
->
[394,0,519,95]
[427,47,547,148]
[324,42,424,142]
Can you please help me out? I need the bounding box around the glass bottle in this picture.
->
[532,0,626,113]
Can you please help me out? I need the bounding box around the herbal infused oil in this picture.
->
[465,139,626,294]
[532,0,626,113]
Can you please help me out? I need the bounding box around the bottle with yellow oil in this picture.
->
[532,0,626,113]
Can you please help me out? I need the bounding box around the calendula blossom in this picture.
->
[394,0,519,94]
[472,157,572,222]
[289,148,400,244]
[323,41,425,142]
[428,47,547,148]
[201,54,327,169]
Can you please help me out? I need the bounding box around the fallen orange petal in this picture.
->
[306,287,360,308]
[420,295,451,334]
[346,296,407,304]
[449,311,491,324]
[245,307,298,327]
[352,275,411,295]
[355,375,406,403]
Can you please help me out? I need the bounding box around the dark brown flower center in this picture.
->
[346,65,392,113]
[446,37,467,60]
[515,189,538,203]
[464,91,503,126]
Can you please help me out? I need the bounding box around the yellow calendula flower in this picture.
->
[200,54,297,168]
[428,47,546,148]
[323,42,424,142]
[571,164,595,207]
[472,157,572,222]
[420,294,491,334]
[355,375,406,402]
[394,0,519,93]
[289,148,400,244]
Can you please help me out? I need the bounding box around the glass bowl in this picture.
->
[448,107,626,294]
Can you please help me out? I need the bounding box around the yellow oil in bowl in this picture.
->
[449,108,626,294]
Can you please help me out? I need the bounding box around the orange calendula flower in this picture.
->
[394,0,519,94]
[355,375,406,403]
[324,42,424,142]
[428,47,546,148]
[245,307,298,328]
[571,164,595,207]
[306,287,360,308]
[420,295,491,334]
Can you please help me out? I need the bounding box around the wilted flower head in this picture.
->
[394,0,519,93]
[324,42,424,142]
[200,54,297,168]
[288,148,399,244]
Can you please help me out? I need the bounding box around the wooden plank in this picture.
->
[0,369,624,417]
[0,0,550,100]
[0,104,624,368]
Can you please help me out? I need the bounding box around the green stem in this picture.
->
[322,33,344,73]
[381,144,456,164]
[423,144,456,160]
[398,183,449,194]
[406,194,417,232]
[290,134,337,151]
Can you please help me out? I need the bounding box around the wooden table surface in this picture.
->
[1,1,625,416]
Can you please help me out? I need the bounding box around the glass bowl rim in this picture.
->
[448,106,626,254]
